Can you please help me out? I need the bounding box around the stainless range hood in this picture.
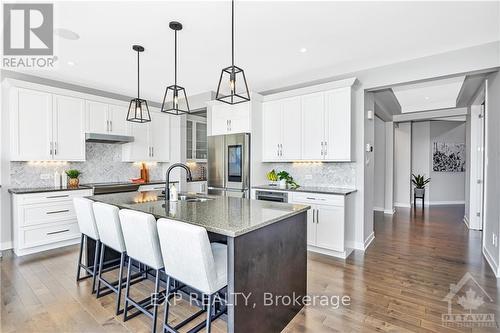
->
[85,133,134,144]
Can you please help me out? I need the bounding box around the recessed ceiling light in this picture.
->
[54,28,80,40]
[299,47,307,53]
[425,96,430,100]
[67,61,76,66]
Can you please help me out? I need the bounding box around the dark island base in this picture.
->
[227,211,307,333]
[86,211,308,333]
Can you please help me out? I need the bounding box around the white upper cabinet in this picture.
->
[262,101,282,161]
[10,88,85,161]
[261,80,354,162]
[52,95,86,161]
[11,88,53,161]
[86,100,130,135]
[122,111,170,162]
[301,93,325,160]
[262,97,302,161]
[149,112,170,162]
[86,100,108,134]
[108,104,130,136]
[325,87,351,161]
[210,102,251,136]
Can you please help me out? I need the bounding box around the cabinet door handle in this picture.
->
[50,142,53,156]
[151,146,154,157]
[324,141,327,155]
[46,229,69,235]
[316,209,319,223]
[110,120,113,132]
[46,209,69,215]
[46,194,69,199]
[106,120,109,132]
[312,209,315,223]
[54,142,58,155]
[280,144,283,156]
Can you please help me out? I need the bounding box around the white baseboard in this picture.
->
[1,241,13,251]
[384,208,396,215]
[373,206,384,212]
[307,245,353,259]
[427,201,465,205]
[483,246,500,278]
[364,232,375,250]
[394,202,411,208]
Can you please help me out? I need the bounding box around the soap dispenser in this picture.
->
[169,184,178,202]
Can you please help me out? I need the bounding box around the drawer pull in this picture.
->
[46,195,69,199]
[306,197,325,201]
[46,209,70,215]
[46,229,70,235]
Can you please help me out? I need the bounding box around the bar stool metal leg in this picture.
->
[96,243,105,299]
[76,234,84,281]
[152,269,161,333]
[91,240,101,294]
[123,258,133,321]
[116,252,125,315]
[205,294,213,333]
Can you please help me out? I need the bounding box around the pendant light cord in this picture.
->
[174,30,177,86]
[137,49,140,99]
[231,0,234,67]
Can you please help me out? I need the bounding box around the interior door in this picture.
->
[52,95,86,161]
[301,92,325,160]
[13,88,53,161]
[315,205,344,252]
[281,97,302,160]
[86,100,109,134]
[262,101,282,161]
[108,104,129,135]
[325,87,351,161]
[149,112,170,162]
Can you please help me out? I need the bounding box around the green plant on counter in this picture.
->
[277,171,300,189]
[65,169,81,179]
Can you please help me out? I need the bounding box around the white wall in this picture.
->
[429,121,466,203]
[464,113,471,222]
[483,71,500,277]
[373,116,386,211]
[394,123,411,207]
[411,121,431,205]
[384,122,394,214]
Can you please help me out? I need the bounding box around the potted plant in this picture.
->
[277,171,300,189]
[65,169,81,188]
[411,174,430,198]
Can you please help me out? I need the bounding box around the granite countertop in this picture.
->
[252,184,357,195]
[89,191,309,237]
[9,185,92,194]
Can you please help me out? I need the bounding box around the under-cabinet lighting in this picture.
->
[132,162,158,167]
[28,161,68,165]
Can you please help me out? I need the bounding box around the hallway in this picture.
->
[286,205,500,332]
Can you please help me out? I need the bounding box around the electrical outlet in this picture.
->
[40,173,51,180]
[305,175,312,180]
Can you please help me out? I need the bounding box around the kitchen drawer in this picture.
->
[21,222,80,249]
[291,192,344,206]
[21,201,76,227]
[17,189,93,205]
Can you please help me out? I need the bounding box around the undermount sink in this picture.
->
[158,194,212,202]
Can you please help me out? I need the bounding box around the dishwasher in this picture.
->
[255,190,288,203]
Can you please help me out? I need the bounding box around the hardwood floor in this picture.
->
[2,205,499,332]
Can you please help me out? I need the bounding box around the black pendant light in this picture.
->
[127,45,151,123]
[161,21,190,115]
[215,0,250,105]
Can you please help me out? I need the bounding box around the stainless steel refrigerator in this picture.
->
[207,133,250,198]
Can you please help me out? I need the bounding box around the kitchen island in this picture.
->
[89,191,309,333]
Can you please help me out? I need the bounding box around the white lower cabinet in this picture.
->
[12,189,93,256]
[290,192,352,258]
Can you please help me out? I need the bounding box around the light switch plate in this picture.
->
[40,173,51,180]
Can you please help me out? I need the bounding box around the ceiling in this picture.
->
[392,76,466,113]
[15,1,500,102]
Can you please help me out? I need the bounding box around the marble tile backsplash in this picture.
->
[10,143,167,188]
[265,162,356,188]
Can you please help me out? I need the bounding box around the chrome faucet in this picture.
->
[165,163,192,200]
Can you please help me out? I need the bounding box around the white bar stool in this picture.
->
[73,197,101,293]
[119,209,165,333]
[92,202,128,315]
[157,218,227,333]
